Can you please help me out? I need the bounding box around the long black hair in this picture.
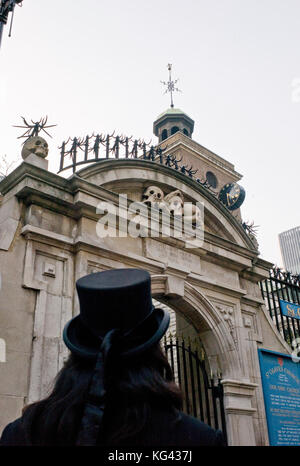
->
[21,343,182,445]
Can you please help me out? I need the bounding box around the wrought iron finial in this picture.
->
[13,116,57,143]
[0,0,23,49]
[241,220,259,237]
[160,63,182,108]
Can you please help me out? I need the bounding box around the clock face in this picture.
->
[218,182,246,210]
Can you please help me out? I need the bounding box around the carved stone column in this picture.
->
[222,379,258,445]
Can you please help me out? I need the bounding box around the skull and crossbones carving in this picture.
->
[21,136,49,160]
[164,190,184,216]
[142,186,165,210]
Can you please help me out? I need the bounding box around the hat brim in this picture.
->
[63,308,170,360]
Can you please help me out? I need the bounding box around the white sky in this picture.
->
[1,0,300,268]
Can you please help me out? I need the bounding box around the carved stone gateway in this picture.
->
[0,130,290,446]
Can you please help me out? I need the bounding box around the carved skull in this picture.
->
[142,186,165,209]
[164,190,184,216]
[21,136,49,160]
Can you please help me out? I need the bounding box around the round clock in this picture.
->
[218,182,246,210]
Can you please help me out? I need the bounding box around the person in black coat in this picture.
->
[0,269,225,447]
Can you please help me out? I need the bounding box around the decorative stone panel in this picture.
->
[22,239,73,403]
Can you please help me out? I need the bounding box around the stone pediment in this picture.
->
[76,159,257,251]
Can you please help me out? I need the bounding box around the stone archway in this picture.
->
[151,274,258,446]
[151,274,242,379]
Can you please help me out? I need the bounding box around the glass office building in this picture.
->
[279,226,300,274]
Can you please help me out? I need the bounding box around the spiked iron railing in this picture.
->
[57,131,217,190]
[58,132,162,172]
[260,266,300,347]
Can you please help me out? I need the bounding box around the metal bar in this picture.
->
[218,381,228,445]
[188,342,197,418]
[163,336,170,379]
[293,284,300,338]
[202,363,211,426]
[279,279,296,343]
[287,278,300,338]
[133,140,138,158]
[106,135,110,158]
[286,283,298,340]
[142,142,147,158]
[0,1,10,50]
[157,148,163,164]
[211,378,219,430]
[84,136,89,161]
[274,278,294,343]
[115,136,119,159]
[181,339,190,415]
[72,141,77,174]
[59,142,65,172]
[194,349,205,421]
[0,22,4,49]
[266,278,284,337]
[269,278,286,340]
[163,335,167,353]
[169,336,175,379]
[125,137,129,158]
[175,338,182,391]
[164,337,176,380]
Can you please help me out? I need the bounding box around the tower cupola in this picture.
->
[153,107,194,142]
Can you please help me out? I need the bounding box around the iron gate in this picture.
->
[260,267,300,347]
[163,336,227,443]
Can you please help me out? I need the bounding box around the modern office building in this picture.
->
[279,226,300,274]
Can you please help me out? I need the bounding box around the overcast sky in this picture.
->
[1,0,300,267]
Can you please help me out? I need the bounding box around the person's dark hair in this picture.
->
[21,343,182,445]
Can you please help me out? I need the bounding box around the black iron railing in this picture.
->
[163,335,227,443]
[260,267,300,347]
[58,133,163,173]
[57,131,213,188]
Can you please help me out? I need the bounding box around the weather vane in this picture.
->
[161,64,182,108]
[0,0,23,49]
[13,116,57,143]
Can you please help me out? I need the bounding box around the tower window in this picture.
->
[183,129,189,136]
[206,171,218,189]
[162,129,168,141]
[171,126,180,135]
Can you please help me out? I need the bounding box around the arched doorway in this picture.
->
[153,297,227,442]
[150,274,259,446]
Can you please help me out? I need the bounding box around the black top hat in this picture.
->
[63,268,170,359]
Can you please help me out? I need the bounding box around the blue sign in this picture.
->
[279,300,300,321]
[258,349,300,446]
